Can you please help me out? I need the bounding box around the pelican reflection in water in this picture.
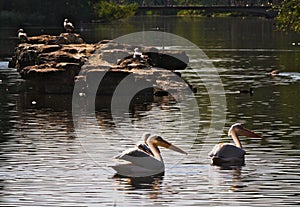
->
[111,133,187,177]
[209,123,261,167]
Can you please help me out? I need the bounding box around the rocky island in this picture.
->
[9,33,192,96]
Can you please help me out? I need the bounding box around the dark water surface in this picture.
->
[0,16,300,206]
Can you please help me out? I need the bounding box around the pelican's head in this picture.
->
[228,123,261,138]
[148,135,187,155]
[64,19,69,23]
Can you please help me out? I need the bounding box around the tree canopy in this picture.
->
[0,0,137,26]
[93,1,138,22]
[275,0,300,33]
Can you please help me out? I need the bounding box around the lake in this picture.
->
[0,16,300,206]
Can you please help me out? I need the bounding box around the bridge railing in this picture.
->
[136,4,277,18]
[123,0,280,7]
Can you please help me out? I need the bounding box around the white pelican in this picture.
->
[209,123,261,167]
[64,19,74,33]
[133,48,144,59]
[111,134,187,177]
[18,29,28,43]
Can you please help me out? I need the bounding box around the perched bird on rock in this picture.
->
[64,19,74,33]
[17,29,28,43]
[133,48,144,59]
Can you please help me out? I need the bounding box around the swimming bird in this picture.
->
[17,29,28,43]
[239,87,254,96]
[270,70,279,77]
[111,134,187,177]
[64,19,74,33]
[209,123,261,167]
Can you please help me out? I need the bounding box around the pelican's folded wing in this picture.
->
[114,147,163,170]
[115,147,149,159]
[209,143,245,158]
[209,144,222,157]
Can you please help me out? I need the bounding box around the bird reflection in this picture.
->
[210,166,247,192]
[113,174,164,199]
[228,167,248,191]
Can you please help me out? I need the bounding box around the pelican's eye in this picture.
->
[156,136,163,141]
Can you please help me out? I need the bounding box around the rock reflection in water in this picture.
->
[16,84,182,132]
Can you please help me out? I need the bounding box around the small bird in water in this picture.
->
[64,19,75,33]
[270,70,279,77]
[17,29,28,43]
[239,87,254,96]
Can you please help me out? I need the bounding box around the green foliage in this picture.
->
[93,1,137,21]
[275,0,300,33]
[0,0,96,26]
[177,10,204,16]
[0,0,137,26]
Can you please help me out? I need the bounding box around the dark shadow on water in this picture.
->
[219,165,243,171]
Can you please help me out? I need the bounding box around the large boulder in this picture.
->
[8,34,99,86]
[27,33,84,45]
[145,51,188,70]
[9,35,190,94]
[99,43,189,70]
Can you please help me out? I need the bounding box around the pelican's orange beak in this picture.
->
[168,144,188,154]
[157,139,187,155]
[239,127,261,138]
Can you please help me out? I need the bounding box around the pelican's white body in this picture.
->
[209,123,260,166]
[209,143,246,166]
[112,147,164,177]
[111,134,186,177]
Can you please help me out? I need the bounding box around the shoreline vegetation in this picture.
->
[0,0,138,27]
[0,0,299,34]
[0,1,277,26]
[0,7,273,27]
